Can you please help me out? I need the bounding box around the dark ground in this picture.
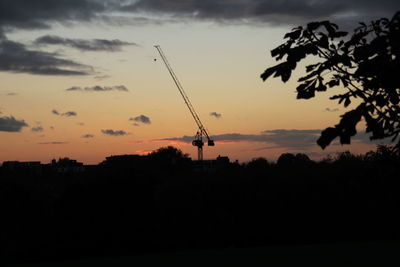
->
[5,241,400,267]
[2,146,400,266]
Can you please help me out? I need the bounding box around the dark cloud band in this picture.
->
[2,0,398,32]
[122,0,400,26]
[156,129,385,150]
[0,0,106,31]
[0,39,92,76]
[35,35,137,52]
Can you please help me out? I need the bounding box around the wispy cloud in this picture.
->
[101,129,127,136]
[0,116,28,132]
[210,112,222,118]
[155,129,389,151]
[35,35,137,52]
[66,85,129,92]
[94,75,111,80]
[127,140,144,144]
[62,111,77,117]
[31,126,44,132]
[326,108,339,112]
[81,134,94,138]
[52,109,77,117]
[38,141,68,145]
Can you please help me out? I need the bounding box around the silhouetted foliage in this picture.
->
[246,157,270,169]
[277,153,296,165]
[261,11,400,150]
[149,146,189,161]
[277,153,311,166]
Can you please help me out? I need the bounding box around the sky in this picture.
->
[0,0,399,164]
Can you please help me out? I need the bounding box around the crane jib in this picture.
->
[154,45,215,160]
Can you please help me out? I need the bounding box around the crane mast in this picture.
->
[154,45,214,161]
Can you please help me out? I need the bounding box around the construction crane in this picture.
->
[154,45,215,161]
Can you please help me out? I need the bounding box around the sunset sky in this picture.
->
[1,0,399,164]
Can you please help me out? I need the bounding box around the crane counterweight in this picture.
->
[154,45,215,161]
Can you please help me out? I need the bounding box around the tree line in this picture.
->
[1,145,399,264]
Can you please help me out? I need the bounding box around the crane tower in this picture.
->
[154,45,215,161]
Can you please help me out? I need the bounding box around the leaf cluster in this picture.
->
[261,12,400,150]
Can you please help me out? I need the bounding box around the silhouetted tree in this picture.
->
[245,157,271,176]
[277,153,312,166]
[364,144,400,163]
[148,146,190,169]
[246,157,270,168]
[149,146,189,160]
[261,11,400,150]
[294,153,311,163]
[277,153,296,166]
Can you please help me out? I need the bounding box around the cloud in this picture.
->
[66,85,129,92]
[52,109,77,117]
[62,111,77,117]
[101,129,127,136]
[127,140,144,144]
[0,39,93,76]
[31,126,44,132]
[0,1,181,33]
[121,0,400,26]
[154,129,342,150]
[38,141,68,145]
[259,129,321,149]
[6,92,18,96]
[35,35,137,52]
[156,129,390,151]
[129,115,151,124]
[81,134,94,138]
[210,112,222,118]
[77,122,85,126]
[94,74,111,80]
[0,1,107,31]
[1,0,397,33]
[0,116,28,132]
[326,108,339,112]
[0,0,397,35]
